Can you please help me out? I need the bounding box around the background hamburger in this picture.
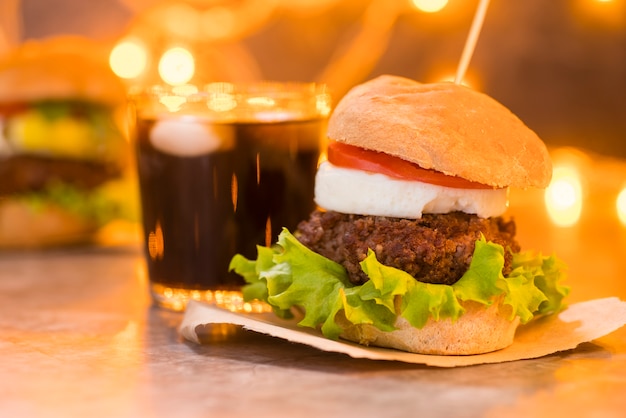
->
[230,75,569,355]
[0,36,137,248]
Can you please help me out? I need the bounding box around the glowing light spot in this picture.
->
[159,95,187,112]
[109,38,148,79]
[617,187,626,226]
[256,152,261,184]
[159,47,195,86]
[151,285,272,312]
[265,216,272,248]
[207,93,237,112]
[545,166,583,227]
[433,72,476,88]
[172,84,199,97]
[231,173,238,211]
[247,96,276,107]
[148,222,164,260]
[411,0,448,13]
[316,93,332,116]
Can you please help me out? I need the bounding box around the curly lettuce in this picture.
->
[230,229,569,340]
[16,175,139,226]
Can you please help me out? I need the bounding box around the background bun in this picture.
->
[0,35,125,105]
[327,75,552,189]
[0,200,97,249]
[337,297,520,355]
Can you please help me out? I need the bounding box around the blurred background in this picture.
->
[2,0,625,158]
[1,0,626,252]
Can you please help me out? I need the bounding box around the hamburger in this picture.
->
[0,36,135,248]
[229,75,569,355]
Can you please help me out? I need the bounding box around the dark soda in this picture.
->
[134,116,324,292]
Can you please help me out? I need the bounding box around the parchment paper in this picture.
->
[179,297,626,367]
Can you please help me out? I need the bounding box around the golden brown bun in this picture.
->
[337,297,520,355]
[0,35,125,105]
[0,200,97,249]
[327,75,552,189]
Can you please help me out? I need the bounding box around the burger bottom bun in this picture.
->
[0,200,97,249]
[337,297,520,355]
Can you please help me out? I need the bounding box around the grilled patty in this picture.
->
[0,155,121,195]
[295,210,520,286]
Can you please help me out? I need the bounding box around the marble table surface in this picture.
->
[2,149,626,418]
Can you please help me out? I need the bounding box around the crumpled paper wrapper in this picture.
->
[180,297,626,367]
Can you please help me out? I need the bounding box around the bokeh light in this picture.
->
[617,186,626,226]
[109,38,148,79]
[545,166,584,227]
[159,95,187,112]
[574,0,625,27]
[431,70,479,89]
[158,47,195,86]
[411,0,449,13]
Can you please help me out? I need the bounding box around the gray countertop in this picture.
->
[2,150,626,417]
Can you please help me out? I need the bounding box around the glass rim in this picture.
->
[129,81,332,122]
[129,81,329,99]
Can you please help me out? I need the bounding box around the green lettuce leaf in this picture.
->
[229,229,569,340]
[453,238,507,304]
[268,231,351,337]
[16,174,139,226]
[511,251,570,316]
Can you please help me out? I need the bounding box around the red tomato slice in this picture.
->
[0,103,28,117]
[327,141,494,189]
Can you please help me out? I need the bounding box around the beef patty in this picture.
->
[295,210,520,286]
[0,155,121,195]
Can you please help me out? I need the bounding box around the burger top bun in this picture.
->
[327,75,552,189]
[0,35,125,105]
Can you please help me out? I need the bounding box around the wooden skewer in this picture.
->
[455,0,491,85]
